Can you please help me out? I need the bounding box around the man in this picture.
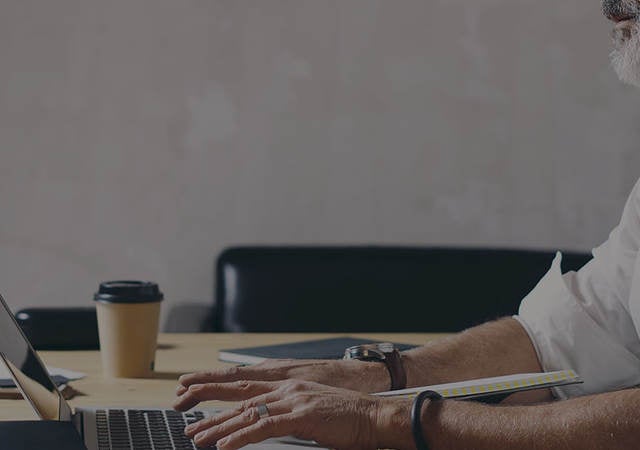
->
[174,1,640,448]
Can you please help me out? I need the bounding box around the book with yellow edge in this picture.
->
[374,369,582,400]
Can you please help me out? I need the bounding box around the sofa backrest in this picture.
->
[213,246,592,332]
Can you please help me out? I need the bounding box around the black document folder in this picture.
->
[0,421,87,449]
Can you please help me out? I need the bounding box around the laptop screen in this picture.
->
[0,294,72,421]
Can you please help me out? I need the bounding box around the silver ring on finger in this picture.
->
[256,403,270,420]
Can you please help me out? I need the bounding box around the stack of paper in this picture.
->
[0,361,85,399]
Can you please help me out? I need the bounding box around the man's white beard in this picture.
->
[611,21,640,87]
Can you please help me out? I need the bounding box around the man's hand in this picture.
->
[175,358,391,398]
[174,378,412,450]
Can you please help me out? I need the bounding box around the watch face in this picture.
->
[344,343,395,360]
[376,342,395,353]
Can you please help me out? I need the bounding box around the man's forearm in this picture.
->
[436,389,640,449]
[402,317,548,401]
[377,388,640,449]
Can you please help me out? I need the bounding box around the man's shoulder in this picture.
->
[622,177,640,217]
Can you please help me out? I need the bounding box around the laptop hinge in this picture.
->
[72,411,84,437]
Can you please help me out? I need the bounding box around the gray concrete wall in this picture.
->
[1,0,639,328]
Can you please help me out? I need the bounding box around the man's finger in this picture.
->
[190,380,280,400]
[213,413,299,450]
[184,392,283,438]
[178,366,264,388]
[183,408,240,438]
[173,380,280,411]
[194,404,294,449]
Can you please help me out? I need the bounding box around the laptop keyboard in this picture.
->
[96,409,206,450]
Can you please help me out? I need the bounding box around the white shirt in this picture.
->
[516,178,640,399]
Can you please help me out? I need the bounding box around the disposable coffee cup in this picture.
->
[94,281,163,378]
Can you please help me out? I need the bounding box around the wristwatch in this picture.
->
[343,342,407,391]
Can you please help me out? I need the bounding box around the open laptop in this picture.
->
[0,294,321,450]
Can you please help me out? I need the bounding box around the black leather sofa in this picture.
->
[210,246,592,333]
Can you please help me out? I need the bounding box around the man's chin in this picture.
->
[611,19,640,88]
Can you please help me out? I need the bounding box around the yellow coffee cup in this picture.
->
[94,281,163,378]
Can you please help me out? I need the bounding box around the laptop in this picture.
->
[0,294,321,450]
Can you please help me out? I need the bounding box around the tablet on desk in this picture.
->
[219,336,416,364]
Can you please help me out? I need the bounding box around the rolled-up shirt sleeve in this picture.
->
[516,253,640,399]
[516,180,640,399]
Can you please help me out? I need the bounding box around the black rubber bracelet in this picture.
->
[411,390,442,450]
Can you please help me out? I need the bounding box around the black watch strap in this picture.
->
[384,349,407,391]
[344,343,408,391]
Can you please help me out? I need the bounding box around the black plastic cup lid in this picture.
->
[94,281,164,304]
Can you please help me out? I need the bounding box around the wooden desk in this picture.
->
[0,333,445,421]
